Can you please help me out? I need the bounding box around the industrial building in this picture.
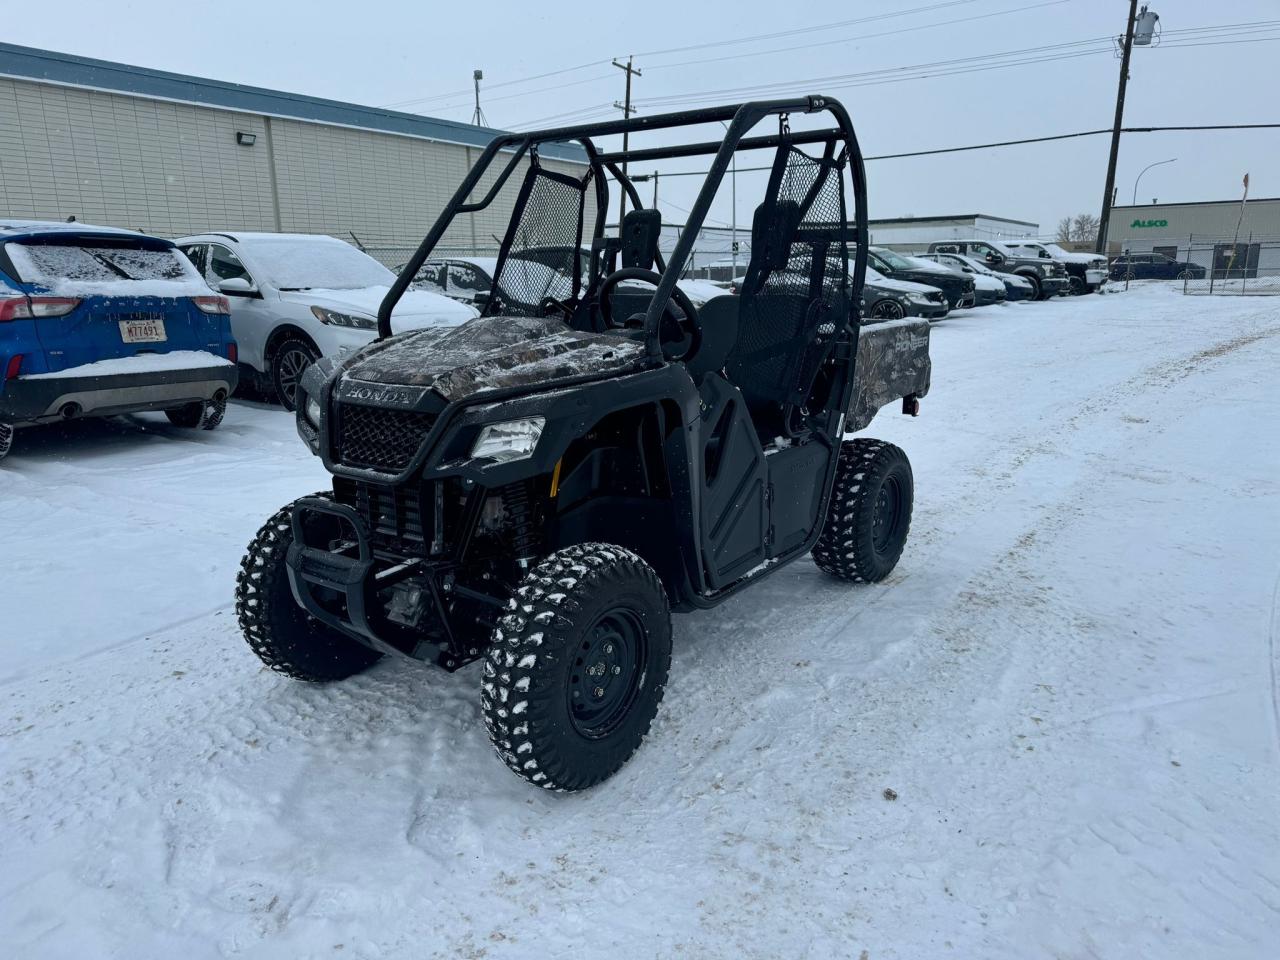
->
[0,43,588,263]
[868,213,1039,252]
[1104,197,1280,276]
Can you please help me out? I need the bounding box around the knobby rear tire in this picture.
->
[812,439,914,584]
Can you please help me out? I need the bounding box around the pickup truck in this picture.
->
[1002,241,1108,295]
[925,239,1069,301]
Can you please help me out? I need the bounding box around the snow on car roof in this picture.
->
[0,219,149,239]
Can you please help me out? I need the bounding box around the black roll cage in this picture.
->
[376,96,869,363]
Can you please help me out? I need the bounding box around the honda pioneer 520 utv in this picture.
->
[235,98,932,791]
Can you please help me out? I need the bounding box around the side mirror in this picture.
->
[985,252,999,263]
[218,276,257,296]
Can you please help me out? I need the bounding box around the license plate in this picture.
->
[118,317,167,343]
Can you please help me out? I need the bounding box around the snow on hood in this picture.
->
[971,272,1006,291]
[866,268,939,297]
[279,285,478,330]
[905,256,962,276]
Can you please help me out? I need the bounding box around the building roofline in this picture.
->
[0,42,586,163]
[1110,197,1280,210]
[867,213,1039,228]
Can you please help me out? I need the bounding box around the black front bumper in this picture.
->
[1,363,237,425]
[284,495,468,669]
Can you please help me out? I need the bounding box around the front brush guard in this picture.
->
[285,496,412,660]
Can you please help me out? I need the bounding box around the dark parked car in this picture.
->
[1109,252,1206,281]
[918,252,1035,302]
[926,239,1069,300]
[867,246,974,309]
[863,266,949,321]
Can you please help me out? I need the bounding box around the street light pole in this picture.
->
[1132,158,1176,205]
[1096,0,1140,255]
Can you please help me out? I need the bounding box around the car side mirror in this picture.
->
[218,277,257,296]
[985,253,1000,263]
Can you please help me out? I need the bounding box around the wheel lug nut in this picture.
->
[593,686,604,698]
[612,665,621,675]
[603,643,613,654]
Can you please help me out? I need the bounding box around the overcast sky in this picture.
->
[6,0,1278,236]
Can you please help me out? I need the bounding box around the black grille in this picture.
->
[333,478,426,546]
[336,404,435,472]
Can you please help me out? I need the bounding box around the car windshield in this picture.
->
[1044,243,1072,257]
[873,248,914,270]
[245,237,395,290]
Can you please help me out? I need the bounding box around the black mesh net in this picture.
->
[487,162,589,317]
[727,142,850,434]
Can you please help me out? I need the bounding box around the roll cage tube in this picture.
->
[376,97,870,351]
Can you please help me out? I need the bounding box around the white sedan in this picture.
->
[177,233,475,409]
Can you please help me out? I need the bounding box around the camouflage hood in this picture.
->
[339,315,649,402]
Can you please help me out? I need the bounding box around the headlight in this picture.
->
[471,417,545,464]
[304,396,322,429]
[311,305,376,330]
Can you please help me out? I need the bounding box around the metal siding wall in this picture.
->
[0,77,277,233]
[0,76,594,255]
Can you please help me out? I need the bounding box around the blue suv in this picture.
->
[0,221,238,461]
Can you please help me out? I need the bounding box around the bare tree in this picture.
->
[1071,213,1100,243]
[1056,217,1074,242]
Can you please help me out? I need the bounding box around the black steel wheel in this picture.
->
[1024,274,1043,301]
[869,298,905,322]
[1068,275,1086,296]
[482,543,672,792]
[812,439,914,583]
[235,493,383,682]
[0,421,13,462]
[271,338,319,411]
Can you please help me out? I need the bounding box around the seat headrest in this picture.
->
[621,208,662,270]
[749,199,804,274]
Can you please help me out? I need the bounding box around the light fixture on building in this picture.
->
[236,131,257,147]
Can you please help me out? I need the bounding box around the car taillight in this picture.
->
[0,296,80,321]
[227,343,238,364]
[192,295,230,315]
[3,354,22,382]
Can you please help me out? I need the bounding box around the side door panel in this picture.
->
[696,374,767,589]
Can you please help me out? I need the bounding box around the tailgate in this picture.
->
[35,295,214,373]
[847,318,931,432]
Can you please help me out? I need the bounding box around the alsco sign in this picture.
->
[1130,218,1169,228]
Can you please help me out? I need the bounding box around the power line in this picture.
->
[633,0,982,58]
[378,0,984,113]
[639,124,1280,180]
[644,0,1071,73]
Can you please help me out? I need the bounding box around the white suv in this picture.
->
[176,233,476,409]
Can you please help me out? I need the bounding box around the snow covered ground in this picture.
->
[2,284,1278,959]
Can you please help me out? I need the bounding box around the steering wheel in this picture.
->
[598,267,702,362]
[539,295,575,320]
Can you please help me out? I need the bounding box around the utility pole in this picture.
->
[471,69,487,127]
[612,56,641,229]
[1096,0,1139,255]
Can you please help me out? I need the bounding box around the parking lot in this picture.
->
[4,284,1278,958]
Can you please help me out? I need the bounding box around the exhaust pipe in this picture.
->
[59,402,82,420]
